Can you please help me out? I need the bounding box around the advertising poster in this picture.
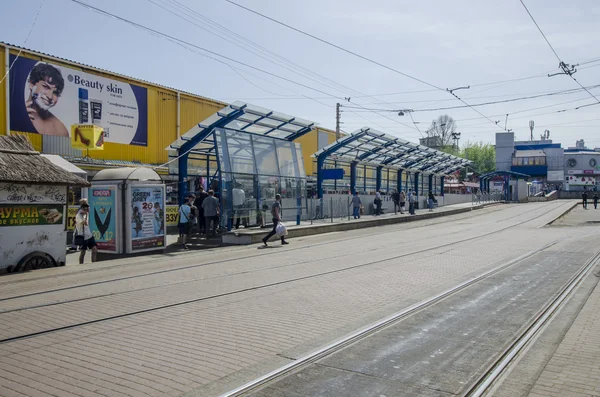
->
[566,175,597,187]
[9,55,148,146]
[67,206,79,231]
[0,204,64,227]
[130,186,165,251]
[88,187,118,253]
[165,205,180,227]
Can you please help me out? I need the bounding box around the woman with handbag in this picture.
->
[75,200,98,264]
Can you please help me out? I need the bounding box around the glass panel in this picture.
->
[388,169,398,193]
[356,165,366,193]
[276,140,297,178]
[295,144,306,178]
[253,136,279,176]
[215,129,231,175]
[230,173,258,229]
[226,129,256,174]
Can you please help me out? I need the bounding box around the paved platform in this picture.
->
[222,201,500,245]
[0,201,596,397]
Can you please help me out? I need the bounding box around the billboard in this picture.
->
[566,175,596,187]
[9,55,148,146]
[129,185,165,252]
[88,186,118,253]
[0,204,64,227]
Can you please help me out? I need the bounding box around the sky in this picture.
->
[3,0,600,148]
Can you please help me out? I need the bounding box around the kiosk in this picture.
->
[90,167,166,254]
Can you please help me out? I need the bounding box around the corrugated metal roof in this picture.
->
[0,42,227,106]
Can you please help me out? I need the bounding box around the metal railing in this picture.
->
[472,193,502,205]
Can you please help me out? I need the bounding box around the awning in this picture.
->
[41,154,88,179]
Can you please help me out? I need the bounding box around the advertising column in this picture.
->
[129,185,166,252]
[88,186,118,253]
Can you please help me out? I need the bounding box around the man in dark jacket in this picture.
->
[582,191,588,210]
[194,186,209,234]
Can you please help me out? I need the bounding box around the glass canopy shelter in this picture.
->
[166,102,316,230]
[313,127,471,199]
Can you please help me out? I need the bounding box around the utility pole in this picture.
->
[336,103,341,140]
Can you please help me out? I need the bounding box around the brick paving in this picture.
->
[0,201,590,397]
[527,276,600,397]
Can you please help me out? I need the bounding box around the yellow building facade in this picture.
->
[0,43,337,177]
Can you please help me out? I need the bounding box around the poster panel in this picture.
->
[88,186,118,253]
[130,185,165,252]
[0,204,64,227]
[9,55,148,146]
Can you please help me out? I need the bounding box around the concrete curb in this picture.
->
[223,202,502,245]
[545,201,580,226]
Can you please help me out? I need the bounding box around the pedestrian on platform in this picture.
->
[194,186,208,234]
[178,196,192,249]
[75,200,97,263]
[400,191,406,214]
[350,191,362,219]
[374,191,383,215]
[582,191,588,209]
[409,191,417,215]
[428,191,435,212]
[202,190,220,238]
[262,194,288,246]
[392,190,400,214]
[594,193,598,209]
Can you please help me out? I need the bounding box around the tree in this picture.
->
[439,141,496,181]
[427,115,457,146]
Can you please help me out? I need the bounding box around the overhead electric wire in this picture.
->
[341,84,600,113]
[152,0,422,126]
[519,0,600,105]
[222,0,505,131]
[0,0,45,86]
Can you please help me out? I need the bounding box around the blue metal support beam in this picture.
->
[428,174,433,194]
[397,169,402,193]
[350,161,357,194]
[414,172,420,199]
[376,166,383,192]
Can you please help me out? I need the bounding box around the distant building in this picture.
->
[419,136,444,150]
[495,132,600,192]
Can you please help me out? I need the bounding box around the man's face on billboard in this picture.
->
[29,77,59,110]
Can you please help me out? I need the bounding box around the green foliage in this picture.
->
[439,142,496,179]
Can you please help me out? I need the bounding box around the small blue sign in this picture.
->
[321,169,345,180]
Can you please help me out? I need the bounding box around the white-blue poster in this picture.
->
[9,55,148,146]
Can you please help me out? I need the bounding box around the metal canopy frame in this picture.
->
[166,101,317,204]
[479,170,530,201]
[313,127,471,198]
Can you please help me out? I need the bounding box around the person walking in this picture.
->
[350,191,362,219]
[594,193,599,209]
[201,190,220,237]
[400,191,406,214]
[194,186,209,234]
[582,191,588,209]
[262,194,288,246]
[428,191,435,212]
[391,190,400,214]
[178,196,192,248]
[75,200,97,264]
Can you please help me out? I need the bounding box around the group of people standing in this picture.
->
[581,191,599,210]
[350,189,435,219]
[178,186,220,249]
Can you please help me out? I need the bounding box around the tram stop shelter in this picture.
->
[313,127,470,200]
[166,102,315,231]
[479,170,530,202]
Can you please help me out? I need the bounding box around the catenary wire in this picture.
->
[0,0,45,86]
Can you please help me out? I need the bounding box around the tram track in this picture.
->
[218,239,574,397]
[463,248,600,397]
[0,202,566,345]
[0,202,508,293]
[0,202,554,305]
